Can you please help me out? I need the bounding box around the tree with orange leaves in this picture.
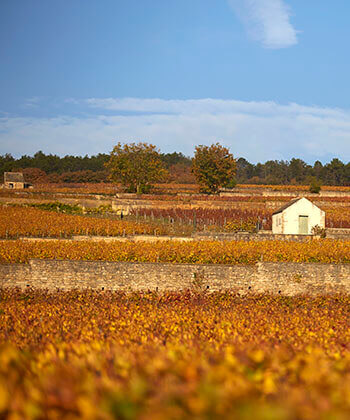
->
[106,142,168,194]
[192,143,236,193]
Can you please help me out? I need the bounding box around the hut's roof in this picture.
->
[272,198,303,216]
[4,172,24,183]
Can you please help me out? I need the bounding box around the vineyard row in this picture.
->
[1,239,349,264]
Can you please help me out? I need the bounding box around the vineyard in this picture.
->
[1,238,350,264]
[2,183,350,420]
[2,289,350,419]
[2,181,350,198]
[130,207,273,231]
[2,203,350,241]
[0,206,172,238]
[130,205,350,230]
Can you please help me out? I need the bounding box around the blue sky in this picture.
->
[1,0,350,163]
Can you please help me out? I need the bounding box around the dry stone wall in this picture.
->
[193,232,318,242]
[1,260,350,296]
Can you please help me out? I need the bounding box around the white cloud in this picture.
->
[1,98,350,163]
[228,0,298,49]
[22,96,43,109]
[85,97,347,119]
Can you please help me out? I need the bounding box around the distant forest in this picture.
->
[0,151,349,186]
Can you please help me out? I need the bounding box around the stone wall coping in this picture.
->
[2,259,348,268]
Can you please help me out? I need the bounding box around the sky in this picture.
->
[1,0,350,164]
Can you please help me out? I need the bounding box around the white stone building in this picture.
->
[272,197,325,235]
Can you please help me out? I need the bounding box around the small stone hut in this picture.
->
[272,197,325,235]
[3,172,31,189]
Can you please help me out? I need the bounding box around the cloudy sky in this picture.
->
[1,0,350,163]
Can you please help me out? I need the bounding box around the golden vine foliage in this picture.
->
[0,239,349,264]
[1,203,350,239]
[325,206,350,228]
[0,206,169,238]
[2,289,350,419]
[4,181,350,195]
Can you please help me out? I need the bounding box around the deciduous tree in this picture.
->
[105,142,168,193]
[192,143,236,193]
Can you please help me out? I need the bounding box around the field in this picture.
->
[1,238,350,264]
[0,206,172,239]
[2,183,350,419]
[1,200,350,240]
[130,205,350,230]
[2,182,350,195]
[2,289,350,419]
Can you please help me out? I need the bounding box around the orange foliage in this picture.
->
[1,238,349,264]
[0,206,169,238]
[2,290,350,418]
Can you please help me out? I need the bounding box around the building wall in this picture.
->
[272,198,325,235]
[4,182,25,189]
[1,259,350,296]
[272,213,283,234]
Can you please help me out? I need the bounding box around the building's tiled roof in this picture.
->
[4,172,24,183]
[272,198,302,215]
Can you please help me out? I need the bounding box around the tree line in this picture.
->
[0,150,193,184]
[236,157,350,186]
[1,147,349,187]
